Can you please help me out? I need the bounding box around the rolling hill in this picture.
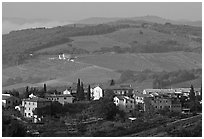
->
[2,17,202,91]
[77,15,202,27]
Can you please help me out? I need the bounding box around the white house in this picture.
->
[91,86,103,100]
[22,97,51,118]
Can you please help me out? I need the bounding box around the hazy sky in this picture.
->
[2,2,202,21]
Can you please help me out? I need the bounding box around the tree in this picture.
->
[189,85,196,102]
[87,85,91,101]
[43,83,47,93]
[2,115,26,137]
[79,82,85,101]
[24,86,30,98]
[110,79,115,86]
[76,78,81,101]
[9,89,19,98]
[93,98,118,120]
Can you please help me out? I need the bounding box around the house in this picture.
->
[113,95,135,113]
[104,84,133,96]
[171,98,182,112]
[143,94,182,113]
[21,96,51,118]
[133,92,152,111]
[2,94,20,108]
[133,92,152,104]
[45,90,74,105]
[91,86,103,100]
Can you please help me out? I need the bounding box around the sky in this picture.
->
[3,2,202,21]
[2,2,202,34]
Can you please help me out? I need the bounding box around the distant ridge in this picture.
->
[77,15,202,27]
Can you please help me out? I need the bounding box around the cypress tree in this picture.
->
[110,79,115,86]
[24,86,29,98]
[87,85,91,101]
[80,82,85,101]
[189,84,195,102]
[43,83,47,93]
[76,78,81,101]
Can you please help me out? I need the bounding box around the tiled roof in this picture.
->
[103,85,133,90]
[2,95,12,100]
[23,97,51,102]
[144,89,175,94]
[46,94,73,97]
[133,92,152,97]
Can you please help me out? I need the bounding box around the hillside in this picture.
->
[3,19,201,67]
[76,52,201,72]
[2,55,120,89]
[2,18,202,91]
[35,27,201,55]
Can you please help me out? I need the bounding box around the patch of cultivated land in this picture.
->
[77,52,201,72]
[2,55,121,90]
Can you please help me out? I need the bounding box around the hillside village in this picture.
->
[2,78,202,136]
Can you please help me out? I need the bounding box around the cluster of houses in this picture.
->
[2,84,201,122]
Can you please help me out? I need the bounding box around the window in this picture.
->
[28,113,30,116]
[29,102,30,105]
[25,113,27,117]
[25,102,26,105]
[160,106,162,109]
[16,100,18,103]
[155,106,157,108]
[57,98,59,100]
[8,101,10,104]
[64,97,67,100]
[29,108,30,110]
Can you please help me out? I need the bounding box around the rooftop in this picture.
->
[46,94,73,97]
[23,97,51,102]
[133,92,152,97]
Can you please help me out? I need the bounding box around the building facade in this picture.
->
[22,97,51,118]
[91,86,104,100]
[114,96,135,113]
[2,94,20,108]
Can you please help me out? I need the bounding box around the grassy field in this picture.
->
[77,52,201,72]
